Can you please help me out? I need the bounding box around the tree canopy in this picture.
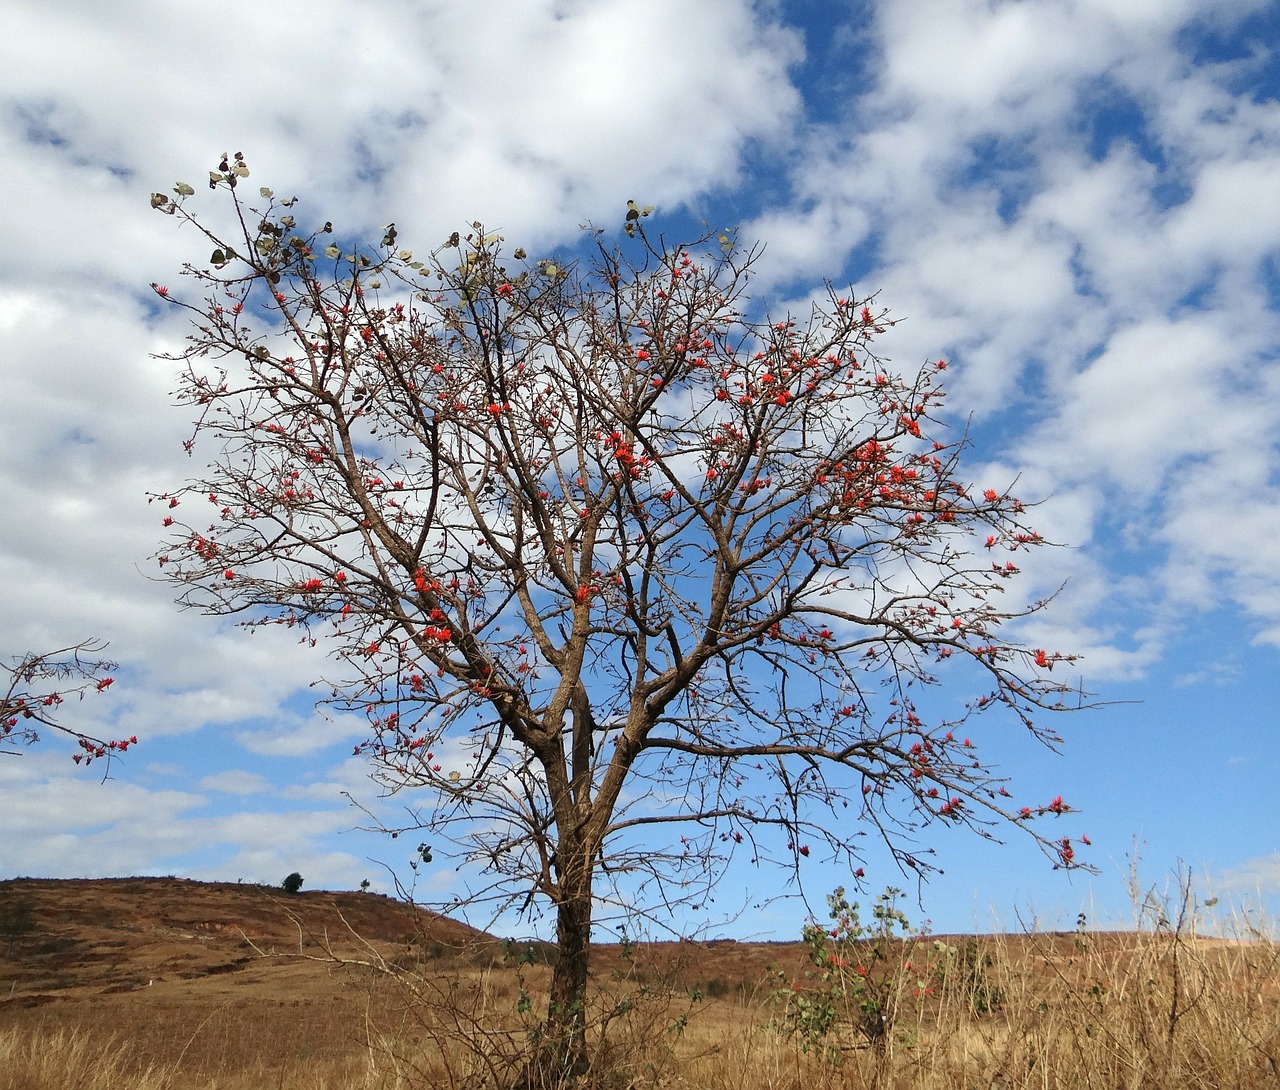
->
[151,155,1087,1078]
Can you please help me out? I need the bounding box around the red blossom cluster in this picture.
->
[2,644,131,767]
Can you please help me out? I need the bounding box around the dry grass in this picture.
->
[3,878,1279,1089]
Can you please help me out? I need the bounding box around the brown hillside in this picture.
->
[0,876,513,1076]
[0,876,489,1001]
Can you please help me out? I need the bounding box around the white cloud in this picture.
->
[198,769,271,795]
[1216,852,1280,896]
[0,754,206,875]
[235,711,367,757]
[740,0,1280,673]
[3,0,802,256]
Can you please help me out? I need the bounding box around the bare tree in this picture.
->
[150,155,1088,1081]
[1,641,129,767]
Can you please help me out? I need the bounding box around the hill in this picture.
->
[0,876,490,1001]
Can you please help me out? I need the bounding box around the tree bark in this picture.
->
[532,848,593,1087]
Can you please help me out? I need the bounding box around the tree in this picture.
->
[150,155,1087,1081]
[1,641,131,768]
[281,871,304,894]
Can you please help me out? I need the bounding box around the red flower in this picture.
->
[95,677,114,692]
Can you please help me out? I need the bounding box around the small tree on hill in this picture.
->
[150,155,1088,1081]
[1,641,131,768]
[281,872,304,894]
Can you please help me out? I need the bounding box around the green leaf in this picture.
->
[211,248,227,265]
[232,164,250,178]
[325,243,341,260]
[398,249,413,261]
[259,187,273,199]
[150,193,170,209]
[174,182,195,197]
[543,263,558,278]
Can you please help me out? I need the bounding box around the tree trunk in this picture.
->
[530,855,593,1087]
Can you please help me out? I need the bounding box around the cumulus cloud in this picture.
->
[740,0,1280,675]
[235,712,368,758]
[198,769,271,795]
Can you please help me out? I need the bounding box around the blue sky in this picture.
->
[2,0,1279,940]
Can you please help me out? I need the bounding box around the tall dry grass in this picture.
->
[0,1025,179,1090]
[3,903,1278,1090]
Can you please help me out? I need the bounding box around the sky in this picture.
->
[2,0,1279,941]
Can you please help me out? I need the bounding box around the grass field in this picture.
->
[2,877,1278,1089]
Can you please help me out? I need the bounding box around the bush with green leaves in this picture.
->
[774,886,941,1063]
